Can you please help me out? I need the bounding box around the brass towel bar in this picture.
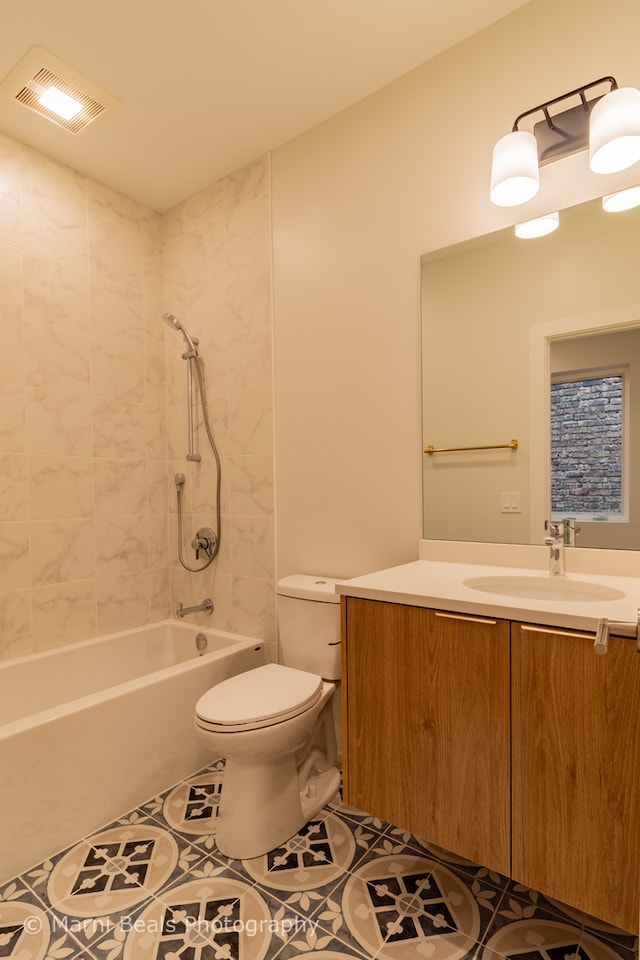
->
[425,439,518,455]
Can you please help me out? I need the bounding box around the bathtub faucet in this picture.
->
[176,598,214,618]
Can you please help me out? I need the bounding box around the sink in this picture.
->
[462,575,626,603]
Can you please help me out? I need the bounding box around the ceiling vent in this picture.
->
[0,45,119,134]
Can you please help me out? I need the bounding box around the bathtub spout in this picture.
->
[176,598,214,618]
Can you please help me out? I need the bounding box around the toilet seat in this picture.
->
[195,663,324,733]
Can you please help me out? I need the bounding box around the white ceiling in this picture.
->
[0,0,532,212]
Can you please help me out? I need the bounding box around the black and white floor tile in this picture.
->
[0,761,637,960]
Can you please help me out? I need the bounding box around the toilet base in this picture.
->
[215,756,340,860]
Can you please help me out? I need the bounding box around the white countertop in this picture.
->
[335,559,640,634]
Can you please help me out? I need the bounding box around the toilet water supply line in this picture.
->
[162,313,222,573]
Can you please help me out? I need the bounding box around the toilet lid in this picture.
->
[195,663,324,731]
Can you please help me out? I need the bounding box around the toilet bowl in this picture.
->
[194,575,342,860]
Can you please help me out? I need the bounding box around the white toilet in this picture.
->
[194,575,342,859]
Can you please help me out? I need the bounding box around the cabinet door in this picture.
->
[512,623,640,933]
[343,598,511,874]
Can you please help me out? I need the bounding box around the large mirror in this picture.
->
[421,197,640,549]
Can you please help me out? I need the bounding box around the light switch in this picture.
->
[500,492,522,513]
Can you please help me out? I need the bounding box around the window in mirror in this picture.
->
[550,368,625,522]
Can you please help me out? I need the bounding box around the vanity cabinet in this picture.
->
[341,597,511,874]
[512,622,640,933]
[341,597,640,934]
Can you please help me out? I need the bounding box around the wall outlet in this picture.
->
[500,492,522,513]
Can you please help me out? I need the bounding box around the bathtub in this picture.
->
[0,620,266,884]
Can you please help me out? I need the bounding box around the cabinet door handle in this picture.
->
[519,624,594,640]
[435,611,498,625]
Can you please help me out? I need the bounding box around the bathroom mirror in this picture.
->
[421,197,640,549]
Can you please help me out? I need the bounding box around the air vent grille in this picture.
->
[16,67,106,133]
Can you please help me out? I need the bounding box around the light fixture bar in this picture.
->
[511,77,617,134]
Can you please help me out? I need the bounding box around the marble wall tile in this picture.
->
[0,588,31,660]
[29,518,95,586]
[91,336,145,403]
[87,179,144,228]
[148,459,170,516]
[88,214,143,291]
[94,515,149,576]
[0,454,28,520]
[227,326,273,396]
[187,217,226,286]
[0,170,20,245]
[230,576,276,644]
[28,456,94,520]
[26,388,93,456]
[0,313,24,384]
[145,338,167,408]
[230,517,275,580]
[93,458,147,517]
[92,398,146,459]
[227,390,273,455]
[224,155,269,210]
[90,275,144,345]
[146,406,168,460]
[225,196,270,269]
[0,241,22,316]
[148,515,169,569]
[31,579,97,651]
[23,322,91,394]
[149,566,171,620]
[228,454,274,517]
[183,179,226,229]
[0,132,19,176]
[0,522,30,590]
[0,384,26,453]
[22,253,90,331]
[228,260,272,333]
[19,146,88,270]
[96,570,149,634]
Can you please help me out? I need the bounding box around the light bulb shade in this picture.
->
[515,211,560,239]
[490,130,540,206]
[602,184,640,211]
[589,87,640,174]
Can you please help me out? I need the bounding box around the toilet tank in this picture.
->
[276,575,341,680]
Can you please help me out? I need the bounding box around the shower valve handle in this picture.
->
[192,527,217,560]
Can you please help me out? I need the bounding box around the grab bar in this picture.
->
[424,439,518,455]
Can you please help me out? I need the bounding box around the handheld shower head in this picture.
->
[162,312,199,354]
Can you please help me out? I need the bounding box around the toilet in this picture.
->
[194,575,342,859]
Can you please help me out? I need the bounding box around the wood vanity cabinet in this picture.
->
[341,597,511,875]
[511,622,640,934]
[341,596,640,934]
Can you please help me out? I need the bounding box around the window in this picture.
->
[550,370,625,521]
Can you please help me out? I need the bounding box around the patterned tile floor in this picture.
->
[1,759,637,960]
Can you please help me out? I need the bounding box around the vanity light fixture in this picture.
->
[490,77,640,207]
[514,211,560,239]
[602,184,640,212]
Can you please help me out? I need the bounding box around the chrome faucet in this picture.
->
[176,598,214,618]
[544,521,565,576]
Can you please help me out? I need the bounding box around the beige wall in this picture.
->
[271,0,640,579]
[0,142,276,663]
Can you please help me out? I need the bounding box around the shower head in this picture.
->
[162,312,199,354]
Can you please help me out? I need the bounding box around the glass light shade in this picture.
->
[602,184,640,211]
[490,130,540,207]
[589,87,640,174]
[515,211,560,239]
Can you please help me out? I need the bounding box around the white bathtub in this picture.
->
[0,620,266,884]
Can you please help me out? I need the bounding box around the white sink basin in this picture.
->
[463,575,626,603]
